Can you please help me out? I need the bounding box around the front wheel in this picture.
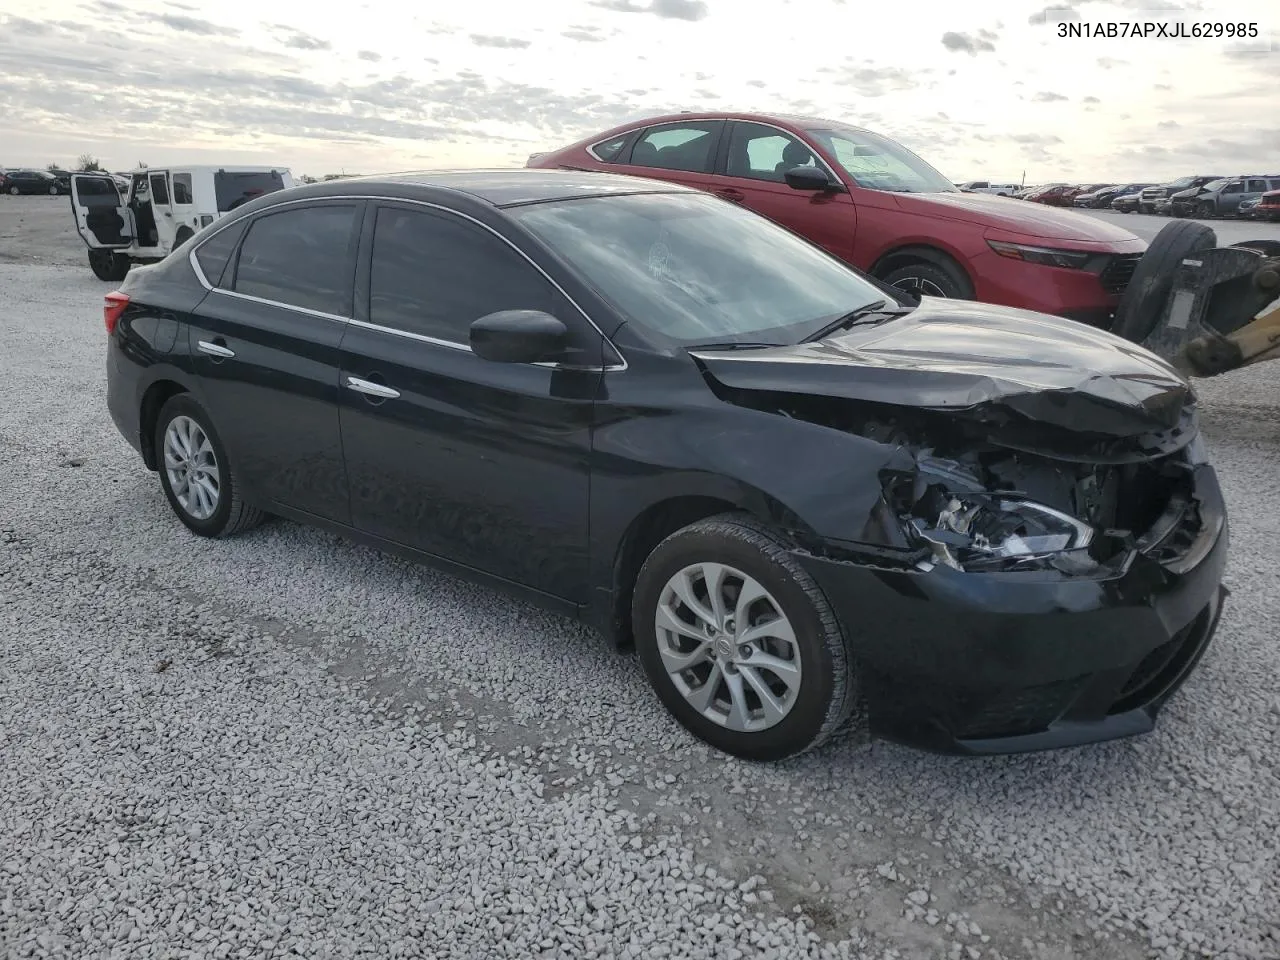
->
[154,395,265,538]
[632,514,859,761]
[7,186,17,196]
[88,249,130,282]
[880,260,974,300]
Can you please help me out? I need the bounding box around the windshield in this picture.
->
[509,192,894,347]
[802,124,957,194]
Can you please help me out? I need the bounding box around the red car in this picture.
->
[528,113,1145,325]
[1258,189,1280,222]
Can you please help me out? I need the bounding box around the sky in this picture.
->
[0,0,1276,184]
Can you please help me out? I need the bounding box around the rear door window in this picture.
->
[231,204,360,316]
[172,173,194,204]
[629,121,724,174]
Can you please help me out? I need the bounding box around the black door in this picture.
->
[188,200,363,523]
[337,201,602,602]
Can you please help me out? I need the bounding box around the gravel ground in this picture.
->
[0,239,1278,957]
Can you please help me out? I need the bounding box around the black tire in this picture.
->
[174,227,194,248]
[1111,220,1217,344]
[154,394,265,539]
[88,250,130,282]
[631,513,859,761]
[7,185,17,196]
[880,259,974,300]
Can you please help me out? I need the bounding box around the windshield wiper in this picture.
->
[686,340,781,351]
[801,300,907,343]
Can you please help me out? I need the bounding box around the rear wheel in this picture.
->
[7,185,17,196]
[154,395,265,538]
[1110,220,1216,344]
[631,514,858,761]
[88,249,130,282]
[49,185,59,196]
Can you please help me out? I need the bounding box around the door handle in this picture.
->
[197,339,235,358]
[345,376,400,400]
[714,188,745,203]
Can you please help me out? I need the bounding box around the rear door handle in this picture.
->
[345,376,400,400]
[714,188,746,203]
[197,339,234,358]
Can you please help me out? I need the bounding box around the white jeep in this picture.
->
[70,165,295,281]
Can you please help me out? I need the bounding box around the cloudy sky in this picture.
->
[0,0,1275,182]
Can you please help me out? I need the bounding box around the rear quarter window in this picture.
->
[193,218,248,288]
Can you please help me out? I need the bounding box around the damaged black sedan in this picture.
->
[104,170,1228,761]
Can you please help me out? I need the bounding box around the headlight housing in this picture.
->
[888,468,1096,573]
[987,240,1093,270]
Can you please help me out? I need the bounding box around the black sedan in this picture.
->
[3,169,64,195]
[101,170,1228,760]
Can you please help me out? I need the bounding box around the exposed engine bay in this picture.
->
[726,387,1202,575]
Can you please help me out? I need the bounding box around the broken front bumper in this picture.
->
[793,467,1229,755]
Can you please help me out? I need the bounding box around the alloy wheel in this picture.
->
[163,415,221,520]
[891,275,948,298]
[654,562,802,732]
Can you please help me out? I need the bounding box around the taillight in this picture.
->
[104,291,130,335]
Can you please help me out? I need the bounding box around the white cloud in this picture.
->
[0,0,1275,181]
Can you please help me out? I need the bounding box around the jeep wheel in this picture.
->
[88,249,131,282]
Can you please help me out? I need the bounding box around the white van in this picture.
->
[70,165,295,280]
[957,181,1020,196]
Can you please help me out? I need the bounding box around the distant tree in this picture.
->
[46,162,67,173]
[76,154,103,172]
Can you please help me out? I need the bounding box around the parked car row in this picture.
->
[1008,173,1280,221]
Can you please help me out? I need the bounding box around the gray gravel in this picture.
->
[1,261,1278,960]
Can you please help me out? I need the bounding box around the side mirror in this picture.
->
[470,310,568,364]
[784,166,844,193]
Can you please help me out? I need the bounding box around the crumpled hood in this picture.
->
[892,192,1142,243]
[692,298,1192,438]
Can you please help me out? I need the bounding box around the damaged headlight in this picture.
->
[887,463,1096,573]
[908,493,1094,572]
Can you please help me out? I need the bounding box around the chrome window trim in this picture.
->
[187,194,627,372]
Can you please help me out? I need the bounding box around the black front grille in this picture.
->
[953,676,1087,739]
[1100,254,1143,294]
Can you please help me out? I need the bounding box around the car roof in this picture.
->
[122,165,291,174]
[292,168,698,207]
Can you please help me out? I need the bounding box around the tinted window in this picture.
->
[76,176,119,198]
[724,122,818,183]
[1223,182,1242,194]
[369,206,562,344]
[215,171,286,213]
[232,205,358,316]
[630,122,721,174]
[172,173,193,204]
[150,175,170,205]
[194,218,248,288]
[591,135,630,162]
[510,192,887,347]
[1246,179,1267,192]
